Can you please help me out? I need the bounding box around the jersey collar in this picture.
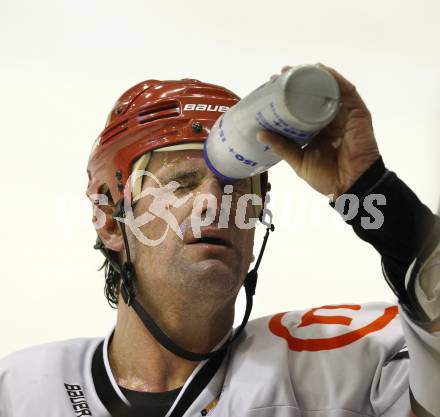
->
[91,329,231,416]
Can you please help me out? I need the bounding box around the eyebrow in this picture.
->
[167,169,200,182]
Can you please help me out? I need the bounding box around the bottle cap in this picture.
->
[285,66,340,125]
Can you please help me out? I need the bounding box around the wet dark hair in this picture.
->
[93,183,125,309]
[95,240,122,309]
[102,254,121,308]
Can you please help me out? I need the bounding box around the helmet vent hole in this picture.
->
[101,119,129,144]
[137,100,180,125]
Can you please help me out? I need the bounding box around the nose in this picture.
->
[193,177,225,222]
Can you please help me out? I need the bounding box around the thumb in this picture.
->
[257,130,304,172]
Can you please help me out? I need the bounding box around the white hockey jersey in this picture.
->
[1,301,439,417]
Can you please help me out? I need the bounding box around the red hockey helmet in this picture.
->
[86,78,269,212]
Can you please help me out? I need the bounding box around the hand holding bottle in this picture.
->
[258,64,380,199]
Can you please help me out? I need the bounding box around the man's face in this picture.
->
[127,150,256,307]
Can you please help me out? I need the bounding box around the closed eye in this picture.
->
[176,182,198,191]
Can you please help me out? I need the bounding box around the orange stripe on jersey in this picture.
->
[298,304,361,328]
[269,305,398,352]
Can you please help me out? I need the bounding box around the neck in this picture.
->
[108,294,234,392]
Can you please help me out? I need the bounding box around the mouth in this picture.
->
[187,230,233,248]
[191,236,231,247]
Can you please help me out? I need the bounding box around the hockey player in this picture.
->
[0,66,439,417]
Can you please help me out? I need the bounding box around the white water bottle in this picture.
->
[204,64,340,180]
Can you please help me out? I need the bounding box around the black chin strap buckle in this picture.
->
[121,262,136,306]
[244,269,258,296]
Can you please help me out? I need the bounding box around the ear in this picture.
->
[93,201,124,252]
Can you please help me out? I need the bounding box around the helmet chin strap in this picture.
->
[99,200,274,362]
